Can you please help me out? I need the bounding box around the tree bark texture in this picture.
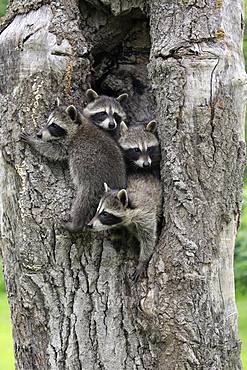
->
[0,0,245,369]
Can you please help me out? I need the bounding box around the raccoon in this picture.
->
[118,120,160,176]
[83,89,128,137]
[88,174,162,281]
[20,98,126,231]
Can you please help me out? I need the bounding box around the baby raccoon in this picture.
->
[20,98,126,232]
[88,174,162,281]
[118,121,160,176]
[83,89,128,137]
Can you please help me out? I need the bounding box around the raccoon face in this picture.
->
[83,89,128,131]
[88,183,128,231]
[118,121,160,169]
[37,98,80,141]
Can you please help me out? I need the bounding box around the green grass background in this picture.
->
[0,263,15,370]
[0,0,247,369]
[238,293,247,367]
[0,0,7,16]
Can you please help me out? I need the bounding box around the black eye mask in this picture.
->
[48,123,67,137]
[92,112,108,124]
[113,113,122,124]
[125,148,141,161]
[98,211,122,225]
[147,146,160,163]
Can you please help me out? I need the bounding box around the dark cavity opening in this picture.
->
[79,1,156,125]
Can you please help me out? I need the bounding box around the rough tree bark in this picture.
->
[0,0,245,369]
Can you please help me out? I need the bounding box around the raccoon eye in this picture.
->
[113,113,122,124]
[92,112,107,121]
[48,123,66,137]
[147,146,158,154]
[50,123,59,129]
[101,211,109,217]
[98,210,122,225]
[133,148,141,153]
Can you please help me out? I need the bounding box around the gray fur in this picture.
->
[118,121,160,174]
[83,89,128,136]
[88,173,162,281]
[20,101,126,231]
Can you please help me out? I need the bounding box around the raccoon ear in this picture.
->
[66,105,78,122]
[116,93,128,103]
[55,97,61,107]
[86,89,99,102]
[145,120,157,133]
[117,189,128,207]
[104,182,110,192]
[120,121,128,136]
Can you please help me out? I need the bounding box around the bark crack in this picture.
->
[209,56,220,160]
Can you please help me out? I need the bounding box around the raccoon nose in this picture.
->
[109,122,116,129]
[87,223,93,229]
[143,161,151,168]
[37,133,42,139]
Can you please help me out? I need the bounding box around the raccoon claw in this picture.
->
[131,262,148,283]
[19,132,31,143]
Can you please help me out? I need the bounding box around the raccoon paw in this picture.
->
[131,261,148,283]
[19,132,32,143]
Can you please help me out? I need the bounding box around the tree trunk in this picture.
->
[0,0,245,369]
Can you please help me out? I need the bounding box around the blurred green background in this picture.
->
[0,0,7,16]
[0,0,247,369]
